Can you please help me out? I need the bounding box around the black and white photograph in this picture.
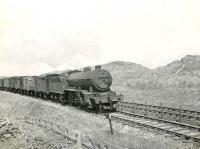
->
[0,0,200,148]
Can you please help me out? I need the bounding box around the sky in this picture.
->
[0,0,200,76]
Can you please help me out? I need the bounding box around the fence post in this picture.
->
[179,106,182,122]
[132,99,135,113]
[160,103,163,119]
[145,101,147,116]
[76,131,82,149]
[116,102,119,112]
[25,117,28,123]
[119,102,121,112]
[108,114,114,134]
[104,144,109,149]
[120,102,123,112]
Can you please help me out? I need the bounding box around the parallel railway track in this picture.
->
[118,102,200,123]
[110,111,200,143]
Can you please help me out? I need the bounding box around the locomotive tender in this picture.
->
[0,65,122,111]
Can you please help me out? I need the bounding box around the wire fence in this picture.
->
[14,116,122,149]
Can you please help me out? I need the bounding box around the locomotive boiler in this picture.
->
[67,65,112,92]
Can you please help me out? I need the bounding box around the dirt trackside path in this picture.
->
[0,91,197,149]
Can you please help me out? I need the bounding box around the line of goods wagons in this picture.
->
[0,65,122,111]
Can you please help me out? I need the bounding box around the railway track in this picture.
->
[118,101,200,124]
[110,111,200,143]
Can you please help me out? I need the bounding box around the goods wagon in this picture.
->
[0,78,4,90]
[14,77,24,93]
[3,78,11,91]
[36,76,47,98]
[10,77,16,92]
[45,74,64,101]
[22,76,37,95]
[46,74,64,94]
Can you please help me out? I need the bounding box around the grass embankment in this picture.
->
[0,91,199,149]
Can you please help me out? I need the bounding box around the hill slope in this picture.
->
[103,55,200,90]
[153,55,200,88]
[46,55,200,108]
[102,61,152,87]
[102,55,200,108]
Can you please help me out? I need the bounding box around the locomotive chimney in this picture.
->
[95,65,101,70]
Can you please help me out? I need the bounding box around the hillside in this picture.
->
[155,55,200,75]
[45,55,200,108]
[102,61,152,87]
[101,55,200,108]
[103,55,200,90]
[152,55,200,88]
[96,55,200,91]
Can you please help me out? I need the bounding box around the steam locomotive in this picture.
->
[0,65,122,111]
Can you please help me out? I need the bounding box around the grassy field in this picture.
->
[0,91,199,149]
[112,86,200,111]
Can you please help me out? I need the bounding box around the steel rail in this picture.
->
[119,111,200,131]
[121,101,200,115]
[110,112,200,142]
[119,102,200,121]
